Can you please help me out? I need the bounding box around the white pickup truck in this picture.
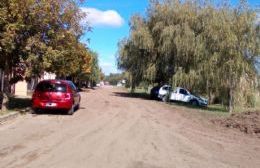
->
[158,85,172,101]
[170,87,208,106]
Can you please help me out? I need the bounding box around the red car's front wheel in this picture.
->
[67,105,74,115]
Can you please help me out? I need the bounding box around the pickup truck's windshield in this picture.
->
[180,89,188,95]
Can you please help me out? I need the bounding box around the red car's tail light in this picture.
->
[64,93,71,100]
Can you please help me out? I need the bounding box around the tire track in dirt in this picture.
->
[0,86,259,168]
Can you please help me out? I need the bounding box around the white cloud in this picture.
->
[81,7,124,27]
[100,61,120,75]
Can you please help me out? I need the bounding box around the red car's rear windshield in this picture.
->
[36,82,67,93]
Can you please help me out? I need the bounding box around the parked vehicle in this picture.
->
[170,87,208,106]
[32,80,81,115]
[158,85,172,102]
[150,86,161,100]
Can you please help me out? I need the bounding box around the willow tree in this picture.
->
[117,0,260,113]
[117,15,154,91]
[88,51,101,86]
[196,2,260,112]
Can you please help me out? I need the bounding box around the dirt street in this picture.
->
[0,87,260,168]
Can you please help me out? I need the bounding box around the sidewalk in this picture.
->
[0,111,19,124]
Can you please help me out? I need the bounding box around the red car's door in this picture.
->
[68,82,80,105]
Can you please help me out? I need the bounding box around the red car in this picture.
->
[32,80,81,115]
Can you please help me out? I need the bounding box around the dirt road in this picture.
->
[0,87,259,168]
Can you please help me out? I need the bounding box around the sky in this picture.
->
[80,0,259,75]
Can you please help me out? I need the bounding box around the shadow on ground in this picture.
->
[113,91,228,114]
[79,87,98,93]
[113,92,150,100]
[6,97,85,116]
[33,109,69,116]
[168,101,228,113]
[32,107,83,116]
[8,97,31,111]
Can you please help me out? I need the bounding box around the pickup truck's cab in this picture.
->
[170,87,191,103]
[170,87,208,107]
[158,85,172,101]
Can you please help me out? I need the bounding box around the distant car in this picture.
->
[150,86,161,100]
[158,85,172,101]
[32,80,81,115]
[170,87,208,107]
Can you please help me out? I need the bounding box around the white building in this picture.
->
[14,72,56,96]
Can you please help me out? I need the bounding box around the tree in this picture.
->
[0,0,91,111]
[105,73,126,86]
[117,0,260,112]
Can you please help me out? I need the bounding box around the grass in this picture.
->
[124,87,260,119]
[0,109,13,116]
[126,87,230,117]
[128,87,150,94]
[168,101,229,117]
[233,97,260,114]
[198,105,229,118]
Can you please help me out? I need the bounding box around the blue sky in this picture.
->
[80,0,259,75]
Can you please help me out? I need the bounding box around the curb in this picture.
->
[0,112,20,124]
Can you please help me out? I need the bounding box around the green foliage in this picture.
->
[0,0,103,110]
[71,50,103,87]
[105,73,126,86]
[88,51,101,83]
[117,0,260,113]
[0,0,91,80]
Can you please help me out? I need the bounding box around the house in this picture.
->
[14,72,56,97]
[116,79,126,87]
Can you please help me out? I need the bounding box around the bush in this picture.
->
[246,92,256,108]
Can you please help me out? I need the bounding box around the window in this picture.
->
[179,89,187,95]
[68,81,77,91]
[36,82,67,92]
[163,86,171,91]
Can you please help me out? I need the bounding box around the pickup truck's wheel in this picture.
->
[150,95,154,100]
[191,100,199,106]
[162,96,167,102]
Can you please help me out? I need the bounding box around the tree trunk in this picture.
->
[130,81,135,93]
[206,79,210,104]
[130,85,135,93]
[0,69,4,111]
[1,93,8,112]
[228,87,234,113]
[130,78,135,93]
[0,70,8,112]
[208,92,213,104]
[1,69,4,92]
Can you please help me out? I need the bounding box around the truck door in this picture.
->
[179,89,188,102]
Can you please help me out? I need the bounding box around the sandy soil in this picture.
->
[0,86,259,168]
